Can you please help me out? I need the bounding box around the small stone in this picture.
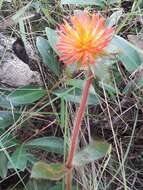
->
[0,33,43,87]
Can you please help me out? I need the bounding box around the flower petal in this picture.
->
[56,11,114,66]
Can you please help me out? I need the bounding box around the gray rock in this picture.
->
[0,33,42,87]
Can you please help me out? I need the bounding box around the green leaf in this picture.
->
[19,17,27,46]
[136,77,143,89]
[0,0,4,9]
[48,183,78,190]
[0,152,8,178]
[8,86,46,106]
[93,58,112,83]
[107,35,142,72]
[36,37,60,76]
[0,111,20,129]
[107,0,120,5]
[99,82,120,95]
[25,180,50,190]
[31,161,65,180]
[106,9,123,27]
[55,78,100,105]
[41,5,56,25]
[61,0,120,5]
[45,27,59,54]
[25,137,65,155]
[12,2,32,22]
[48,184,64,190]
[27,154,38,165]
[61,0,119,6]
[0,131,17,148]
[8,145,33,171]
[54,88,99,105]
[0,95,12,109]
[66,79,95,95]
[61,0,105,6]
[73,140,111,166]
[0,86,46,108]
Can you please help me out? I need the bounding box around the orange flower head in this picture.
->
[56,12,114,66]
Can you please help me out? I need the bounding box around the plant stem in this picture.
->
[66,70,93,190]
[66,170,72,190]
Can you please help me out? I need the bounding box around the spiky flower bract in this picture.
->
[56,11,114,67]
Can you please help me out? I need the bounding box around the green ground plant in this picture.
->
[0,0,143,190]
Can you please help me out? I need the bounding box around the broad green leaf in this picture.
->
[0,86,46,108]
[36,37,60,76]
[66,79,95,95]
[99,82,120,95]
[60,97,65,128]
[61,0,105,6]
[93,58,112,83]
[48,184,64,190]
[54,88,99,105]
[41,5,56,25]
[31,161,65,180]
[45,27,59,54]
[12,2,32,22]
[107,0,120,5]
[0,131,17,148]
[73,140,111,166]
[0,0,4,9]
[0,142,25,187]
[0,111,20,129]
[55,79,100,105]
[0,152,8,178]
[25,137,65,155]
[106,9,123,27]
[61,0,119,5]
[0,95,12,109]
[19,17,27,45]
[139,1,143,8]
[136,77,143,89]
[27,154,38,165]
[25,180,50,190]
[107,35,142,72]
[8,145,34,171]
[49,183,78,190]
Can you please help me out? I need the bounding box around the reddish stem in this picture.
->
[66,170,72,190]
[66,71,93,189]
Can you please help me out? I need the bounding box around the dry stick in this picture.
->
[66,70,93,190]
[0,13,41,31]
[104,64,143,129]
